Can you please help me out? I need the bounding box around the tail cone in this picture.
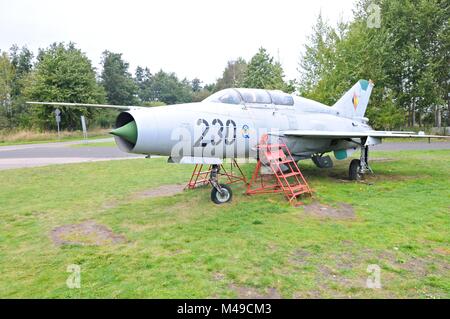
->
[110,121,137,144]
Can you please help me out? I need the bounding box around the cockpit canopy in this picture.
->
[203,88,294,106]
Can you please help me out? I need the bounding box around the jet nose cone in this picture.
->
[110,120,137,144]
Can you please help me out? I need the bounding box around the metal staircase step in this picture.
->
[281,184,308,191]
[278,171,300,178]
[291,185,309,192]
[275,159,294,165]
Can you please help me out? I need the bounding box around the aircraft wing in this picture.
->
[280,130,448,139]
[26,101,144,110]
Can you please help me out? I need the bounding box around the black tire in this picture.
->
[349,159,362,181]
[211,184,233,204]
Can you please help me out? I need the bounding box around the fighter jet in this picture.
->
[28,79,448,204]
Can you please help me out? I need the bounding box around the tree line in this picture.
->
[0,44,289,130]
[298,0,449,130]
[0,0,448,131]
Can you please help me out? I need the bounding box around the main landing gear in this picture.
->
[209,165,233,204]
[349,139,373,181]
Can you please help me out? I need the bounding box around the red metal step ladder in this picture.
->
[185,159,247,190]
[246,136,312,204]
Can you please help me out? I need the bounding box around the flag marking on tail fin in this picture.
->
[352,92,359,110]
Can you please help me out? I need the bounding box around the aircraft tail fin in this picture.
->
[332,79,374,120]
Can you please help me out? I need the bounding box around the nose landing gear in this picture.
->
[209,165,233,204]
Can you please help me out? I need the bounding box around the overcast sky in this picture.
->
[0,0,356,84]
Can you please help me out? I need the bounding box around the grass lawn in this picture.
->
[0,150,449,298]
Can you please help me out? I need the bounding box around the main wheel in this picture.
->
[349,159,362,181]
[211,184,233,204]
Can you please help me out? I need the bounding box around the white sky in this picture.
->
[0,0,356,84]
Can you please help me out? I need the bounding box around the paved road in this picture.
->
[0,137,114,151]
[0,138,449,170]
[0,138,144,170]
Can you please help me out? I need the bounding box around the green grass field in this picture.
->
[0,150,449,298]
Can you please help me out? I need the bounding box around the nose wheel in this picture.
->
[211,184,233,204]
[209,164,233,204]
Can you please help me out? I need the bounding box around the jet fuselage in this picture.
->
[113,94,372,162]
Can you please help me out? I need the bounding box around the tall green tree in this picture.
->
[297,13,338,98]
[190,78,214,102]
[149,70,192,104]
[10,45,33,98]
[9,45,34,128]
[378,0,449,126]
[297,0,449,129]
[191,78,202,92]
[135,68,193,105]
[298,15,397,128]
[25,42,105,130]
[100,51,137,105]
[0,51,14,129]
[215,58,247,91]
[242,48,290,91]
[134,66,153,104]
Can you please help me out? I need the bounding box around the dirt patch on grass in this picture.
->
[101,184,185,210]
[316,263,364,289]
[267,243,279,252]
[212,272,226,281]
[395,254,450,277]
[289,248,371,297]
[131,184,185,199]
[51,220,126,246]
[102,199,120,209]
[302,202,356,220]
[288,244,449,298]
[293,290,327,299]
[434,247,450,256]
[230,284,281,299]
[289,248,311,267]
